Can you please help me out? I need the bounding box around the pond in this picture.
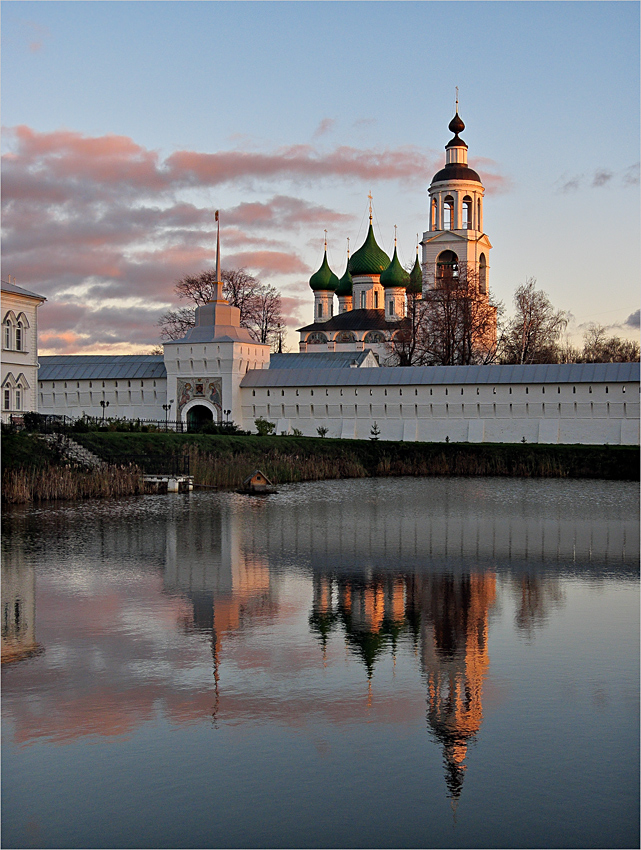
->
[2,477,639,849]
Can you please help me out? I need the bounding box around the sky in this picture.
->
[2,0,639,355]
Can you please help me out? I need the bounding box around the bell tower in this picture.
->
[421,101,492,298]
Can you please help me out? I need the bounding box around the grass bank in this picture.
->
[2,432,637,503]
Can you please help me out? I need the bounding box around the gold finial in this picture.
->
[416,233,419,254]
[455,86,459,113]
[347,236,350,258]
[324,229,328,251]
[394,224,397,246]
[368,191,373,222]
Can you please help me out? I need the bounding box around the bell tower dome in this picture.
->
[421,102,492,299]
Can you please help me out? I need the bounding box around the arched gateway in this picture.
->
[187,404,214,431]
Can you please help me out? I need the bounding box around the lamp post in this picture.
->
[224,409,231,425]
[162,400,173,431]
[100,399,109,423]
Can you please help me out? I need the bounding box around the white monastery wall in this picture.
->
[240,377,639,445]
[39,376,167,420]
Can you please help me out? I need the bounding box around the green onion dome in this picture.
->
[380,246,410,289]
[348,223,391,276]
[335,262,353,297]
[309,250,339,291]
[407,254,423,294]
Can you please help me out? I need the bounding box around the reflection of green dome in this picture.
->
[380,246,409,289]
[407,253,423,294]
[309,251,339,291]
[335,262,353,297]
[349,223,390,276]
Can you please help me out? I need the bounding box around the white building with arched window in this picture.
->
[1,278,46,422]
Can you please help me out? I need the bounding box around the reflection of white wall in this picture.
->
[1,547,39,663]
[236,480,639,573]
[162,499,270,598]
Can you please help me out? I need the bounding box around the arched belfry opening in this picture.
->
[436,250,459,284]
[443,196,455,230]
[462,196,473,230]
[187,404,214,431]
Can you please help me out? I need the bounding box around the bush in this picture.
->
[255,417,276,436]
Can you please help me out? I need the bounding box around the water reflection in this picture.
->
[309,570,496,801]
[1,549,43,665]
[2,478,638,821]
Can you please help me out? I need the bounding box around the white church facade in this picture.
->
[1,278,46,423]
[24,108,641,445]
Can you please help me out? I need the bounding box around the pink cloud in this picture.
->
[1,124,511,353]
[224,250,309,277]
[313,118,336,138]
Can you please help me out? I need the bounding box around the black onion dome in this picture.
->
[449,113,465,134]
[445,111,468,149]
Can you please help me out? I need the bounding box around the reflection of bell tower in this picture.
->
[421,100,493,302]
[420,573,496,802]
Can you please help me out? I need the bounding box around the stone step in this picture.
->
[39,434,105,470]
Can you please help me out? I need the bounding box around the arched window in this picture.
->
[436,250,459,284]
[364,331,385,344]
[462,196,473,230]
[317,302,323,318]
[443,196,454,230]
[335,331,356,343]
[360,291,366,309]
[307,331,328,344]
[3,319,11,350]
[479,254,487,294]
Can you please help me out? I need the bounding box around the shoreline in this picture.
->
[2,432,638,504]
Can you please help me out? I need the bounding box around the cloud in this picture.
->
[470,157,512,194]
[24,20,51,53]
[313,118,336,139]
[556,165,638,193]
[592,169,613,187]
[623,162,640,186]
[625,309,640,328]
[2,125,511,353]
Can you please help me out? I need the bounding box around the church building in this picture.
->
[298,107,495,364]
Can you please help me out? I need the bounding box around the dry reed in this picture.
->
[2,464,143,504]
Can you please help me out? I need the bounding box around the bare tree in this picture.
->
[420,263,499,365]
[157,306,196,341]
[386,263,500,366]
[578,323,640,362]
[500,279,568,364]
[386,288,424,366]
[158,268,284,349]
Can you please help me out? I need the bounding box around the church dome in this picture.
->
[431,163,481,184]
[348,223,391,276]
[448,112,465,135]
[335,262,353,297]
[380,246,409,289]
[407,254,423,294]
[309,250,339,291]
